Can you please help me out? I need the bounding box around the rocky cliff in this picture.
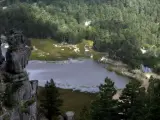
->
[0,29,38,120]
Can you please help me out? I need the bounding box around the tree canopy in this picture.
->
[85,77,160,120]
[0,0,160,69]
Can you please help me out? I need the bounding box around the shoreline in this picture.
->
[31,56,160,88]
[97,57,160,88]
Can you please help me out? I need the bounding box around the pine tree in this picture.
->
[90,77,119,120]
[118,80,146,120]
[39,79,63,120]
[145,77,160,120]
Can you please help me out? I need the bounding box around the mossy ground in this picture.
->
[30,38,104,61]
[38,87,97,119]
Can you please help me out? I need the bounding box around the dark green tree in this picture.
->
[39,79,63,120]
[144,77,160,120]
[118,80,146,120]
[90,77,119,120]
[79,105,91,120]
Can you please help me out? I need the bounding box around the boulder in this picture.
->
[64,111,75,120]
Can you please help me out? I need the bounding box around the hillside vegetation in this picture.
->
[0,0,160,72]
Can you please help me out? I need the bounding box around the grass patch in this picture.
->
[30,39,81,61]
[38,87,97,119]
[30,38,103,61]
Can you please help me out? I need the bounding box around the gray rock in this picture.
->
[0,30,38,120]
[65,111,75,120]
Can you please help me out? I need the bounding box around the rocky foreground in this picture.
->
[0,30,38,120]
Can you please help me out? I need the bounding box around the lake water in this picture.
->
[26,59,130,92]
[1,45,130,92]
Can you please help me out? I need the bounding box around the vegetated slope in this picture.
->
[0,0,159,71]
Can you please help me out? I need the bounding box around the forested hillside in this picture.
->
[0,0,160,71]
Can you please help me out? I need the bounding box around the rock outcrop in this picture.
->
[64,111,75,120]
[0,30,38,120]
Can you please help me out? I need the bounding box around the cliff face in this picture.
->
[0,30,38,120]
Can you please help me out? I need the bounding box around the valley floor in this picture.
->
[30,38,160,88]
[35,39,160,119]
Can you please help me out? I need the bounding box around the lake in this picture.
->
[26,59,130,92]
[1,44,130,92]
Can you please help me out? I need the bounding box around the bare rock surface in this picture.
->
[64,111,75,120]
[0,29,38,120]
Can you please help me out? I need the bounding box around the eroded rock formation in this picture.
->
[0,30,38,120]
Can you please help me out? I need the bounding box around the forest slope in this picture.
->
[0,0,159,72]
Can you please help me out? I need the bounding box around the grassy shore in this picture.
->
[30,38,104,61]
[38,87,97,119]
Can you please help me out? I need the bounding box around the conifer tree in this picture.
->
[90,77,119,120]
[145,77,160,120]
[39,79,63,120]
[118,80,146,120]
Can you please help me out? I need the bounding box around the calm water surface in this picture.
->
[26,59,130,92]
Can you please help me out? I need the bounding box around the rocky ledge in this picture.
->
[0,29,38,120]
